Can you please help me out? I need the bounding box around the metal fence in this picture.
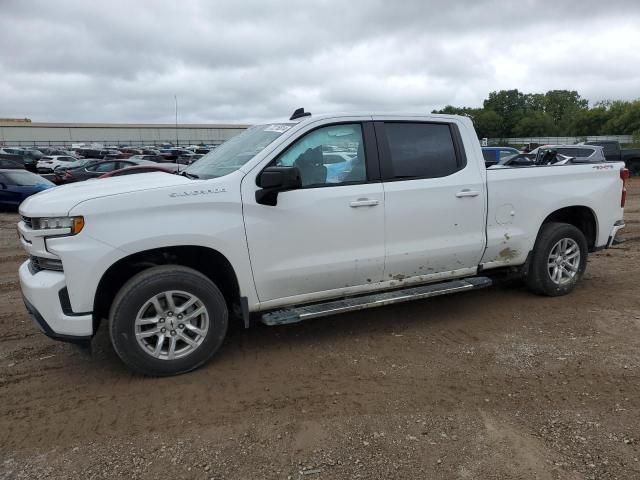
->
[487,135,634,146]
[2,139,223,148]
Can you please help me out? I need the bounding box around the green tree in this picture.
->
[543,90,588,125]
[483,89,526,136]
[523,93,546,113]
[472,109,503,138]
[571,106,611,136]
[602,100,640,134]
[512,112,556,137]
[434,90,639,138]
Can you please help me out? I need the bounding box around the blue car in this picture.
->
[0,169,55,210]
[481,147,520,167]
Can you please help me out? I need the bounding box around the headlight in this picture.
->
[31,216,85,235]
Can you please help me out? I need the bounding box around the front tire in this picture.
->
[109,265,228,376]
[525,222,588,296]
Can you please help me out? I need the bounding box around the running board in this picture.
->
[261,277,492,326]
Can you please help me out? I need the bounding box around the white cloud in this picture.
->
[1,0,639,123]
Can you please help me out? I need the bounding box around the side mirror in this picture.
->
[256,166,301,206]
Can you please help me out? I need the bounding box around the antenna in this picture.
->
[174,95,179,147]
[289,108,312,121]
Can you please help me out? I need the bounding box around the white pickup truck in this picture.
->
[18,110,628,376]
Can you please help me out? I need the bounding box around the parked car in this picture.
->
[496,145,607,168]
[98,163,182,178]
[481,147,520,167]
[36,155,79,173]
[0,148,39,172]
[119,148,144,158]
[159,148,197,164]
[530,145,606,162]
[583,140,640,175]
[74,148,125,160]
[16,111,628,376]
[51,159,98,184]
[128,154,165,162]
[54,159,156,184]
[38,147,72,156]
[21,148,45,160]
[496,150,572,167]
[0,158,25,169]
[0,170,54,210]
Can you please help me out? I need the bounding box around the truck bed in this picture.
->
[481,162,625,269]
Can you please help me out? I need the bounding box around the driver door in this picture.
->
[241,121,385,306]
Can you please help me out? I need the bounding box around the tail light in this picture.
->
[621,167,630,208]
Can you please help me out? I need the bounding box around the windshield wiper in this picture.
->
[180,171,199,179]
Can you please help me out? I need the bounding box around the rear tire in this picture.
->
[525,222,588,296]
[109,265,228,376]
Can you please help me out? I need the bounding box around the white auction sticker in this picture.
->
[264,124,292,133]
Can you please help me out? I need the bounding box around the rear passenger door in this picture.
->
[374,119,486,280]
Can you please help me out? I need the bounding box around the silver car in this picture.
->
[530,144,606,163]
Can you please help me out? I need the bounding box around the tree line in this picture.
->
[432,89,640,140]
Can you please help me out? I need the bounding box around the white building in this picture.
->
[0,121,249,147]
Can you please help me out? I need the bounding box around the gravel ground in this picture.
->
[1,180,639,479]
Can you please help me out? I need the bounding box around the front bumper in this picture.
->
[607,220,625,248]
[19,260,93,340]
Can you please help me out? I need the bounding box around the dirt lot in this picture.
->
[1,181,639,480]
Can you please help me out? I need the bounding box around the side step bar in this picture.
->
[261,277,492,326]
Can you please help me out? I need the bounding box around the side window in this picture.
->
[383,123,460,179]
[94,162,116,172]
[275,123,366,187]
[499,149,515,159]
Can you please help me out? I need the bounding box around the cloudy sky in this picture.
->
[1,0,639,124]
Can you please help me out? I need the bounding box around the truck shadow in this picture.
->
[89,281,531,377]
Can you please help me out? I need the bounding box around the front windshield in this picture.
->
[184,123,294,179]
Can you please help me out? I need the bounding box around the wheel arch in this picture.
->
[539,205,598,251]
[93,245,242,329]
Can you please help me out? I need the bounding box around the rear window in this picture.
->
[556,147,594,158]
[4,171,54,186]
[383,123,461,179]
[588,142,618,155]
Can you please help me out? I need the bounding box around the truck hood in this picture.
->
[19,172,193,217]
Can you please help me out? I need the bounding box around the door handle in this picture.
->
[455,189,480,198]
[350,198,380,208]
